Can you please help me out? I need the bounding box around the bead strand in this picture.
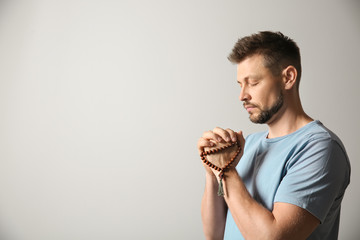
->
[200,142,241,173]
[200,142,241,196]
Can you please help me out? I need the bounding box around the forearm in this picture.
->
[201,172,228,240]
[223,169,278,240]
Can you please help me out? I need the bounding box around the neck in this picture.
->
[266,94,313,139]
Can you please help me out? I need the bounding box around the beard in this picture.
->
[248,92,284,124]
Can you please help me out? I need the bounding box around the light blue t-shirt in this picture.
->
[224,120,351,240]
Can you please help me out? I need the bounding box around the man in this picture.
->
[197,31,351,240]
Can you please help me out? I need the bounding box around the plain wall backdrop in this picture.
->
[0,0,359,239]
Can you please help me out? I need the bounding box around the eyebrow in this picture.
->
[237,75,261,83]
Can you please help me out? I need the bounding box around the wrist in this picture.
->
[205,171,217,181]
[223,167,238,178]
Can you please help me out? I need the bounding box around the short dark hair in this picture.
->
[228,31,302,87]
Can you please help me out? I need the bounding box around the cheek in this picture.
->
[257,87,280,108]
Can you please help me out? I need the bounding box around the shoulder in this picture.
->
[284,120,351,189]
[275,120,347,157]
[301,120,341,141]
[299,121,349,161]
[286,120,348,163]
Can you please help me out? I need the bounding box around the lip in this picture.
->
[246,107,255,113]
[244,104,257,112]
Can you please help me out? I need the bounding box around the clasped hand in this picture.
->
[197,127,245,176]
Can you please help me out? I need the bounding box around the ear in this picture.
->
[282,66,297,90]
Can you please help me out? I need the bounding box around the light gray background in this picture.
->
[0,0,359,239]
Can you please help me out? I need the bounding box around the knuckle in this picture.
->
[213,126,224,132]
[225,128,234,133]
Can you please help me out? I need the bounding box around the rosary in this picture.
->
[200,141,241,196]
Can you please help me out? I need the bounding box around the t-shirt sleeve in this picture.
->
[274,137,350,223]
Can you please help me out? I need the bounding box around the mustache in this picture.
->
[243,102,259,108]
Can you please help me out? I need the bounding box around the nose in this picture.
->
[239,86,251,102]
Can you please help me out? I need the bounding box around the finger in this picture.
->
[202,130,223,143]
[213,127,232,142]
[197,137,215,153]
[225,128,238,142]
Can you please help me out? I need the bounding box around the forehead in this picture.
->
[237,55,274,82]
[236,55,267,80]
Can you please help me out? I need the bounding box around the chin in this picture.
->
[249,112,271,124]
[249,115,263,124]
